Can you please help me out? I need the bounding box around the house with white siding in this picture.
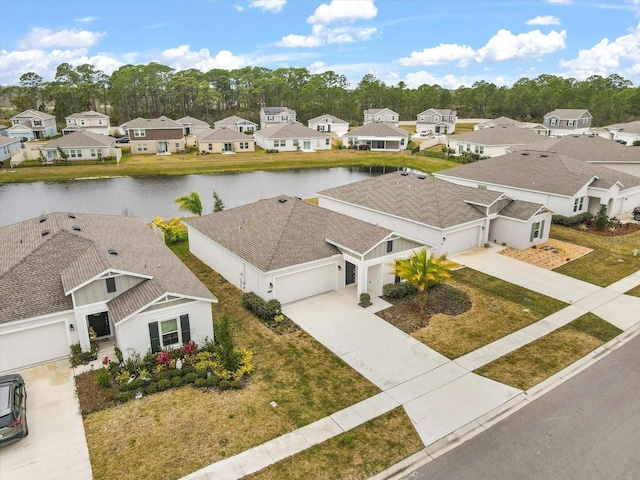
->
[213,115,257,134]
[446,125,546,158]
[7,110,58,140]
[363,108,399,127]
[343,123,409,151]
[254,122,331,151]
[63,111,110,136]
[259,107,297,130]
[542,109,592,137]
[39,130,121,164]
[0,137,22,165]
[307,114,349,136]
[416,108,457,135]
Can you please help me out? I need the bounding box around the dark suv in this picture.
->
[634,206,640,222]
[0,374,28,447]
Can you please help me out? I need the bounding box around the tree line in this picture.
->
[2,62,639,127]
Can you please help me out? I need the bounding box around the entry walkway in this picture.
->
[182,249,640,480]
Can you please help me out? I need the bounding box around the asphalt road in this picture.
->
[400,332,640,480]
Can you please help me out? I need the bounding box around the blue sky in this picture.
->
[1,0,639,88]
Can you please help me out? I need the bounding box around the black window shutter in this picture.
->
[180,314,191,343]
[106,277,116,293]
[149,322,160,353]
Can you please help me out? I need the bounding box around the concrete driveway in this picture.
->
[0,361,92,480]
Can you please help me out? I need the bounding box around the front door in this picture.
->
[345,261,356,285]
[303,141,311,149]
[158,141,168,153]
[87,312,111,338]
[224,143,232,152]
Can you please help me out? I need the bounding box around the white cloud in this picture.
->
[476,29,566,62]
[545,0,571,3]
[398,43,476,67]
[307,0,377,24]
[234,4,244,11]
[18,28,106,49]
[276,22,377,48]
[159,45,247,71]
[526,15,561,26]
[249,0,286,13]
[276,34,324,48]
[75,16,99,23]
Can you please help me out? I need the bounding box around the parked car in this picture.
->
[0,374,28,447]
[115,136,130,144]
[634,206,640,222]
[616,139,627,145]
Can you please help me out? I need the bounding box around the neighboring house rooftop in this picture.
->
[604,120,640,134]
[477,116,527,128]
[308,113,347,123]
[127,116,183,129]
[319,172,508,229]
[437,150,640,196]
[12,109,55,121]
[544,109,592,119]
[262,107,296,116]
[66,110,109,119]
[0,213,216,324]
[449,125,543,145]
[40,130,115,148]
[185,196,393,272]
[498,200,551,221]
[176,116,210,127]
[215,115,255,126]
[345,123,408,137]
[418,108,456,116]
[197,128,253,142]
[256,122,329,139]
[0,137,21,147]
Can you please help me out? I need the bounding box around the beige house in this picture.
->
[213,115,257,134]
[39,131,121,164]
[416,108,457,135]
[63,111,110,135]
[126,116,185,155]
[259,107,297,130]
[176,116,210,136]
[446,125,545,157]
[195,128,255,154]
[363,108,399,127]
[7,109,58,140]
[343,123,408,151]
[254,123,331,151]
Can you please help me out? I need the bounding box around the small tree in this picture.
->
[212,190,225,212]
[214,313,242,371]
[391,249,452,315]
[174,191,202,216]
[594,204,608,231]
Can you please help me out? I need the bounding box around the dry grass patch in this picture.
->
[246,408,423,480]
[83,239,380,480]
[551,225,640,286]
[413,268,567,359]
[626,284,640,297]
[475,313,622,391]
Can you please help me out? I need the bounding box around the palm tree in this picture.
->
[174,192,202,216]
[392,249,452,315]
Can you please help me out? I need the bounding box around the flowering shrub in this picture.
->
[157,351,171,365]
[181,340,196,356]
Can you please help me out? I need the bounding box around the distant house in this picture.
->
[259,107,297,130]
[434,150,640,218]
[416,108,457,135]
[254,123,331,151]
[363,108,399,127]
[63,111,110,136]
[176,116,210,136]
[7,109,58,140]
[213,115,257,134]
[39,131,119,163]
[307,114,349,136]
[542,109,592,137]
[446,125,545,157]
[474,116,528,131]
[195,128,255,154]
[185,196,427,304]
[343,123,409,152]
[0,124,10,136]
[126,116,185,154]
[0,137,21,165]
[0,213,217,373]
[599,120,640,146]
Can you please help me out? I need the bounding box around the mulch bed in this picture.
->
[264,315,300,335]
[574,222,640,237]
[76,370,120,416]
[376,284,472,334]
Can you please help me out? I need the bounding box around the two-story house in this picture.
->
[259,107,297,130]
[416,108,457,135]
[126,116,185,154]
[363,108,399,127]
[541,109,593,137]
[7,110,58,140]
[62,111,110,136]
[213,115,257,134]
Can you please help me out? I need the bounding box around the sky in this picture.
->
[1,0,640,89]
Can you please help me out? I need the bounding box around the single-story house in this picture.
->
[434,150,640,218]
[542,109,592,137]
[318,172,552,256]
[474,116,530,131]
[0,213,217,373]
[38,130,120,163]
[7,109,58,140]
[598,120,640,146]
[363,108,399,127]
[127,116,186,154]
[63,111,110,136]
[185,196,428,304]
[176,116,210,136]
[446,125,545,157]
[260,107,297,130]
[213,115,257,134]
[307,114,349,136]
[343,123,409,151]
[416,108,457,135]
[254,122,332,151]
[0,136,22,165]
[195,128,255,154]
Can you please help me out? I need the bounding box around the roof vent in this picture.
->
[521,152,529,156]
[573,135,579,138]
[278,197,287,203]
[588,134,595,138]
[41,229,50,237]
[400,172,409,176]
[418,175,427,179]
[540,154,548,157]
[67,213,76,219]
[108,249,118,255]
[72,225,81,231]
[38,215,47,223]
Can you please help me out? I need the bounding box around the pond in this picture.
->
[0,166,401,226]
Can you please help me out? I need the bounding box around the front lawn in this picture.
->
[474,313,622,390]
[551,225,640,286]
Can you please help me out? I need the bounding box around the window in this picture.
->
[90,149,97,158]
[98,119,103,125]
[466,144,471,152]
[326,138,330,146]
[106,277,116,293]
[241,142,249,149]
[33,120,42,127]
[573,196,585,212]
[567,119,575,126]
[274,139,285,147]
[133,129,145,137]
[293,139,299,147]
[387,240,393,253]
[67,149,81,158]
[160,319,179,347]
[419,116,424,121]
[69,119,76,124]
[434,116,440,122]
[208,143,213,151]
[550,118,558,126]
[80,119,86,125]
[175,142,180,148]
[530,220,546,241]
[400,138,405,145]
[478,184,487,190]
[138,144,148,152]
[149,314,190,353]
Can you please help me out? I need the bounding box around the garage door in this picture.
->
[0,321,69,373]
[275,264,337,304]
[445,227,480,255]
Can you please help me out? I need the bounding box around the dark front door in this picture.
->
[345,262,356,285]
[87,312,111,338]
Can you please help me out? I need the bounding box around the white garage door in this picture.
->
[445,227,480,255]
[0,321,69,373]
[275,264,337,304]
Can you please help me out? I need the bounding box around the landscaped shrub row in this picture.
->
[241,292,282,322]
[552,211,593,227]
[383,282,418,299]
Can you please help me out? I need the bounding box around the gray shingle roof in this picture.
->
[214,115,256,126]
[176,116,210,127]
[605,120,640,134]
[499,201,549,220]
[197,128,254,142]
[255,122,330,139]
[449,125,543,145]
[544,109,592,119]
[185,196,393,272]
[0,137,21,148]
[0,213,216,324]
[262,107,296,116]
[417,108,456,117]
[13,109,55,121]
[66,110,109,119]
[437,150,640,196]
[308,114,348,124]
[40,130,115,149]
[127,116,183,129]
[477,116,526,128]
[319,172,505,228]
[344,123,409,138]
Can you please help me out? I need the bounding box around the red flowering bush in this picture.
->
[157,351,171,365]
[181,340,196,356]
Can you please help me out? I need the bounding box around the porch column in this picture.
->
[356,262,367,298]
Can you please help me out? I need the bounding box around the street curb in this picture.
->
[373,318,640,480]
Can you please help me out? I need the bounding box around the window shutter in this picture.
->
[180,314,191,344]
[149,322,160,353]
[540,220,546,238]
[530,223,536,242]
